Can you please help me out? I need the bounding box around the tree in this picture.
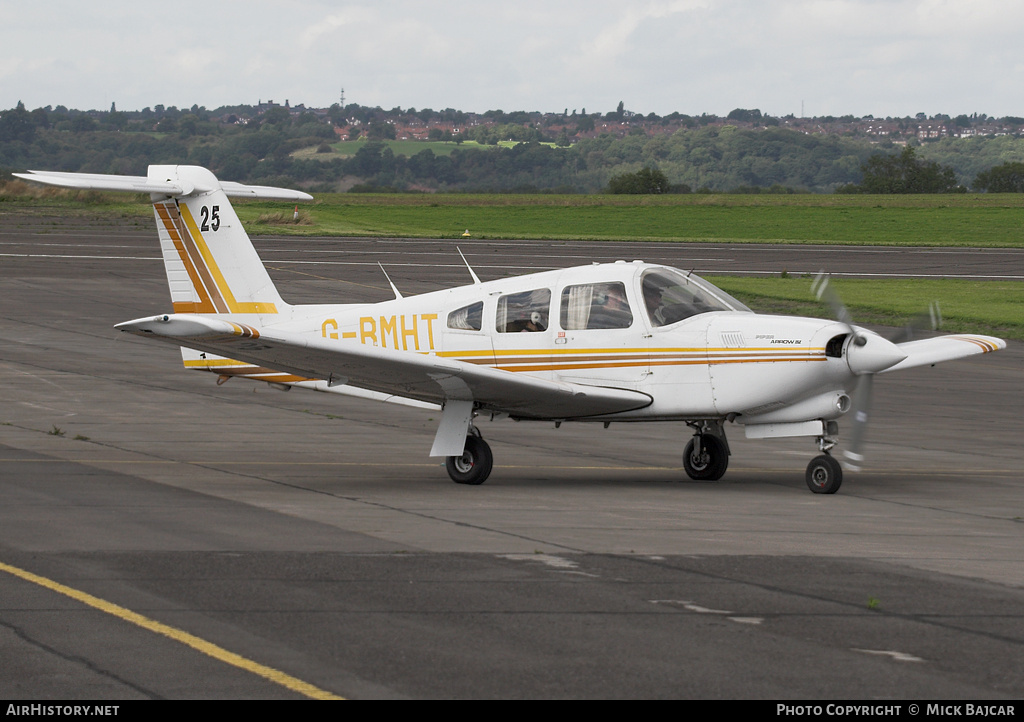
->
[155,116,177,133]
[70,114,98,132]
[260,107,291,126]
[348,141,385,176]
[607,167,670,194]
[328,103,347,126]
[727,108,762,124]
[0,101,36,142]
[29,107,50,130]
[974,162,1024,192]
[366,120,396,140]
[850,146,963,193]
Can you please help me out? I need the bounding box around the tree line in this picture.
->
[4,101,1024,194]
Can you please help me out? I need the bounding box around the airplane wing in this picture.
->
[116,314,652,419]
[883,334,1006,373]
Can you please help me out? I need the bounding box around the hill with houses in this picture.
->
[2,99,1023,193]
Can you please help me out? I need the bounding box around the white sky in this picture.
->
[2,0,1022,118]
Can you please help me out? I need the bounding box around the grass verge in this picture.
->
[709,276,1022,341]
[5,184,1024,247]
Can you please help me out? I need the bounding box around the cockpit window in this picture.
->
[641,268,750,327]
[496,288,551,333]
[560,282,633,330]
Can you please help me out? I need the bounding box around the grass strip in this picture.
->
[5,188,1024,247]
[709,276,1023,341]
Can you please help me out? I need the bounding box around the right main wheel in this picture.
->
[446,435,493,485]
[683,435,728,481]
[805,454,842,494]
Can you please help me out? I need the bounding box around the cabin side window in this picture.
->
[496,289,550,333]
[447,302,483,331]
[559,282,633,330]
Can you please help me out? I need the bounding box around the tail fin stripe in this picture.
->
[170,204,231,313]
[178,204,236,311]
[155,202,219,313]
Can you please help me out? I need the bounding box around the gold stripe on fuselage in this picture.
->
[185,346,827,381]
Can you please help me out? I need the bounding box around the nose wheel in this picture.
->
[806,454,842,494]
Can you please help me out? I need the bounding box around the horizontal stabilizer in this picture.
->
[882,334,1006,373]
[15,169,312,201]
[116,314,262,340]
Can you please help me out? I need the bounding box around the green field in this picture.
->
[7,185,1024,247]
[709,276,1023,341]
[237,193,1024,248]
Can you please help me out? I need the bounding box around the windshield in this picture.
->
[641,268,751,327]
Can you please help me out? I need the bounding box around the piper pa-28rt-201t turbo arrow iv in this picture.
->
[16,166,1007,494]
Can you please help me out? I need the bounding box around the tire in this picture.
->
[446,435,493,485]
[683,435,728,481]
[805,454,843,494]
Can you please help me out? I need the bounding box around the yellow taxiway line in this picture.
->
[0,560,343,700]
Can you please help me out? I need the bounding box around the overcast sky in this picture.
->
[3,0,1022,118]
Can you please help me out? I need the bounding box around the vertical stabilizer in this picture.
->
[148,165,285,317]
[14,165,309,319]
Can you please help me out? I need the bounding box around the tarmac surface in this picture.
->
[0,213,1022,699]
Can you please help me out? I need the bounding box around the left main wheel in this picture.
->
[805,454,842,494]
[446,435,493,485]
[683,435,728,481]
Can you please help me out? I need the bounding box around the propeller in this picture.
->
[886,301,941,344]
[811,273,940,471]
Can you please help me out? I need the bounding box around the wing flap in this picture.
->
[882,334,1006,373]
[117,314,652,419]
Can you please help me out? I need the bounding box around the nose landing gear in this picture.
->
[806,454,842,494]
[806,423,842,494]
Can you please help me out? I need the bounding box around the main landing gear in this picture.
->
[445,429,493,485]
[445,421,844,493]
[682,422,729,481]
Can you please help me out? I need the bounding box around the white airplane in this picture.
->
[16,166,1007,494]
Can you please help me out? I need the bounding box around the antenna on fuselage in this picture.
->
[456,247,482,285]
[378,263,403,299]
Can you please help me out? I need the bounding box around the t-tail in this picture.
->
[14,165,311,320]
